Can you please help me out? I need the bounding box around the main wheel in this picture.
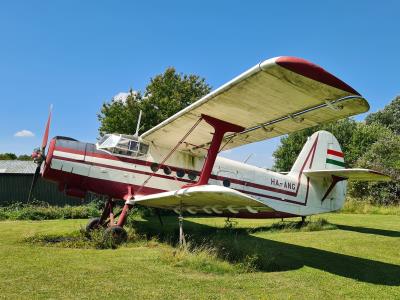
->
[104,226,128,245]
[86,217,101,233]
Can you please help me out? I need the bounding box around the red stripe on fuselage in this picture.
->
[51,135,319,206]
[53,146,308,197]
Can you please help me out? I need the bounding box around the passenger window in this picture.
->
[163,166,172,175]
[223,179,231,187]
[176,169,185,178]
[188,171,197,181]
[151,163,159,172]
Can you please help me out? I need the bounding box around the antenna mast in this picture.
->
[135,110,143,137]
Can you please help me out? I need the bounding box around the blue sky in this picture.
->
[0,1,399,168]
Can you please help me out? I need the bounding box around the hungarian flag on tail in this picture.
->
[326,149,345,167]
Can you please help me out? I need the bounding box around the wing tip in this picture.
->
[260,56,361,96]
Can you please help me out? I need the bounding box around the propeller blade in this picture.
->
[27,165,41,203]
[41,105,52,152]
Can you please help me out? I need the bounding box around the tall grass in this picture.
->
[0,202,100,220]
[341,198,400,215]
[24,216,339,274]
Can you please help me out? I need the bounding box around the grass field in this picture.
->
[0,213,399,299]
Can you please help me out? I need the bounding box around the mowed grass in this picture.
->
[0,214,399,299]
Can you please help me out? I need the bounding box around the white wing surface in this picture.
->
[141,56,369,156]
[130,185,273,214]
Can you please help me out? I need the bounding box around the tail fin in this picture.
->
[289,130,345,176]
[267,131,389,217]
[288,130,347,214]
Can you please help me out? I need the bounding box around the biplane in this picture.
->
[29,56,390,243]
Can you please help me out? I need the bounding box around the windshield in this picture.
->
[97,134,149,157]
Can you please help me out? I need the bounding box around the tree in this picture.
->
[0,153,17,160]
[273,119,358,171]
[349,132,400,205]
[17,154,32,161]
[98,90,142,136]
[98,68,211,136]
[366,96,400,134]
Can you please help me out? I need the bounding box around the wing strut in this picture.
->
[184,114,244,187]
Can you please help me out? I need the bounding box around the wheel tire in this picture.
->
[85,218,101,235]
[104,226,128,245]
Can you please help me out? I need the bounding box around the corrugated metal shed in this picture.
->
[0,160,90,206]
[0,160,37,174]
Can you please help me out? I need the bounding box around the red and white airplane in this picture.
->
[29,56,390,242]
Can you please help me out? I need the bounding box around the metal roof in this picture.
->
[0,160,36,174]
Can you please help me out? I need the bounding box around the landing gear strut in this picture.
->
[85,198,132,245]
[178,208,186,248]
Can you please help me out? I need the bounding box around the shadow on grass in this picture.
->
[130,216,400,286]
[336,224,400,238]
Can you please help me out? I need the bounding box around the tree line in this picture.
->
[0,153,31,160]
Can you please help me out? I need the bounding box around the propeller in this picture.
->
[27,106,52,203]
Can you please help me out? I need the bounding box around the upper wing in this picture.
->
[131,185,272,214]
[141,56,369,156]
[303,168,391,181]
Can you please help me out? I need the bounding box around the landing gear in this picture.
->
[104,225,128,245]
[178,208,186,248]
[300,216,306,224]
[85,217,101,233]
[85,198,132,245]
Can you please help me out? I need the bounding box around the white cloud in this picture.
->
[113,90,139,103]
[14,130,35,137]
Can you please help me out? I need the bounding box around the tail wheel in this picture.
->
[104,226,128,245]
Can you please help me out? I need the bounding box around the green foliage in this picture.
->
[0,153,17,160]
[273,96,400,205]
[0,153,32,160]
[349,132,400,204]
[0,202,100,220]
[98,68,211,136]
[366,96,400,134]
[2,215,400,298]
[25,215,336,274]
[273,119,358,171]
[341,197,400,215]
[97,90,143,136]
[16,154,32,161]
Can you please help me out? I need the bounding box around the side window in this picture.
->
[223,179,231,187]
[129,140,138,152]
[139,143,149,155]
[150,163,159,172]
[188,171,197,181]
[163,166,172,175]
[176,169,185,178]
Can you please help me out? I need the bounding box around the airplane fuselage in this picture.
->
[42,135,339,218]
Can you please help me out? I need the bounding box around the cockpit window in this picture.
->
[96,134,149,157]
[128,140,139,152]
[98,134,110,145]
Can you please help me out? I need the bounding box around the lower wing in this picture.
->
[130,185,273,215]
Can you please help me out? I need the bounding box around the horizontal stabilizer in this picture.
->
[129,185,272,214]
[303,168,391,182]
